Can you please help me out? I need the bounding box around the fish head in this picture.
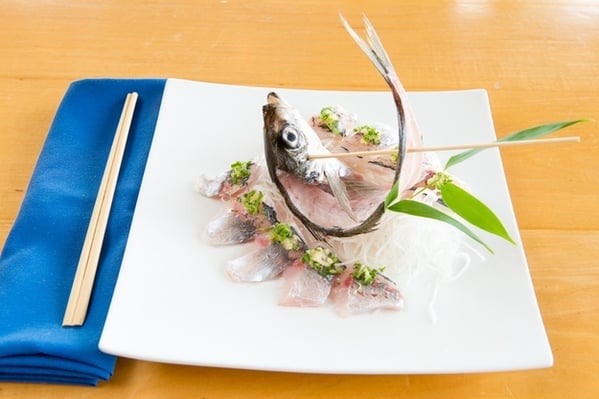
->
[263,92,327,184]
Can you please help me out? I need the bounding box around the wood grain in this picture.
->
[1,1,598,397]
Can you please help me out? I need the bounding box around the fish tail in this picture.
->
[339,14,392,77]
[339,14,402,93]
[340,13,407,192]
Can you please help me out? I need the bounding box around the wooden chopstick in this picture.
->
[63,92,138,327]
[307,136,581,160]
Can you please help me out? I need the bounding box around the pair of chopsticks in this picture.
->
[63,92,139,327]
[307,136,580,160]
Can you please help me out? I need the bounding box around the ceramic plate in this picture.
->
[99,79,552,373]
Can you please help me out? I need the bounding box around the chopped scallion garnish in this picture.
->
[229,160,253,185]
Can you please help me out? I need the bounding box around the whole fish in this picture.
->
[263,16,409,239]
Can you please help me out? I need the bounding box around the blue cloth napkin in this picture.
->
[0,78,167,385]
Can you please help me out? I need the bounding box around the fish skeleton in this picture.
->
[263,15,409,239]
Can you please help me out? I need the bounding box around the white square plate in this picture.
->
[99,79,552,374]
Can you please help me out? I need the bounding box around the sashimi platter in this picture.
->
[99,16,563,373]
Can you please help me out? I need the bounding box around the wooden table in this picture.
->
[1,1,597,397]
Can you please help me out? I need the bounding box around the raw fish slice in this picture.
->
[197,172,253,200]
[310,104,358,139]
[279,261,334,307]
[205,200,278,246]
[196,172,228,198]
[332,268,404,316]
[205,211,257,245]
[226,241,300,282]
[311,109,401,195]
[316,119,398,153]
[334,124,399,184]
[196,161,259,201]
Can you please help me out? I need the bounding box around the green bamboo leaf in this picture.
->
[440,182,516,245]
[384,181,400,208]
[444,118,591,169]
[387,199,494,253]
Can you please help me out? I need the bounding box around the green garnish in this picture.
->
[426,170,453,190]
[229,160,253,185]
[269,223,301,251]
[438,176,515,245]
[385,119,589,253]
[387,171,515,254]
[240,190,264,215]
[354,125,381,145]
[302,247,345,278]
[351,262,384,285]
[320,106,342,135]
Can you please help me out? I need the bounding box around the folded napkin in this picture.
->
[0,78,166,385]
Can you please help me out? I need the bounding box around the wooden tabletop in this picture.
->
[1,1,598,397]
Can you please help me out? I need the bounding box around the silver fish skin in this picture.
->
[226,241,294,282]
[205,212,257,245]
[205,202,277,246]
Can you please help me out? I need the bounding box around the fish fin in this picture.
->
[267,92,280,105]
[340,14,391,77]
[339,14,397,84]
[340,13,407,196]
[339,14,408,122]
[325,166,358,222]
[343,178,387,197]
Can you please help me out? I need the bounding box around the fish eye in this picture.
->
[281,127,299,149]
